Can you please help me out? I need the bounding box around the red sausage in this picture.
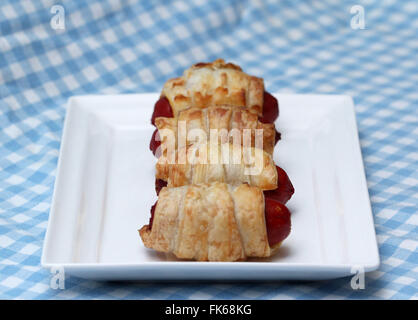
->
[264,198,291,247]
[149,128,161,157]
[264,166,295,204]
[155,179,167,195]
[149,201,157,229]
[148,193,291,245]
[259,91,279,124]
[151,97,173,126]
[275,128,281,145]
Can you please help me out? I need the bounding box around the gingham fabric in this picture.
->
[0,0,417,300]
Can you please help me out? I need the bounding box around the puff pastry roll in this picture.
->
[155,142,278,191]
[150,105,278,156]
[150,59,279,125]
[139,182,291,261]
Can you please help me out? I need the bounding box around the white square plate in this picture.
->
[41,93,379,280]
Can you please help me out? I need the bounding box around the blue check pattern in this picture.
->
[0,0,417,299]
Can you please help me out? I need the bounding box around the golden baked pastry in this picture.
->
[150,59,279,125]
[142,58,293,263]
[155,142,278,190]
[162,59,264,117]
[153,105,276,155]
[139,182,290,261]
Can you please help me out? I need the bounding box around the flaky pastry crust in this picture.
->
[139,182,273,261]
[156,142,278,190]
[161,59,264,117]
[155,105,276,154]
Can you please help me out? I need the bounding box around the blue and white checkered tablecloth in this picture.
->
[0,0,417,299]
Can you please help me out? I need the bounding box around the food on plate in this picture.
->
[264,166,295,204]
[140,58,293,262]
[154,164,294,205]
[155,142,278,191]
[139,182,291,261]
[150,59,279,125]
[150,105,278,157]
